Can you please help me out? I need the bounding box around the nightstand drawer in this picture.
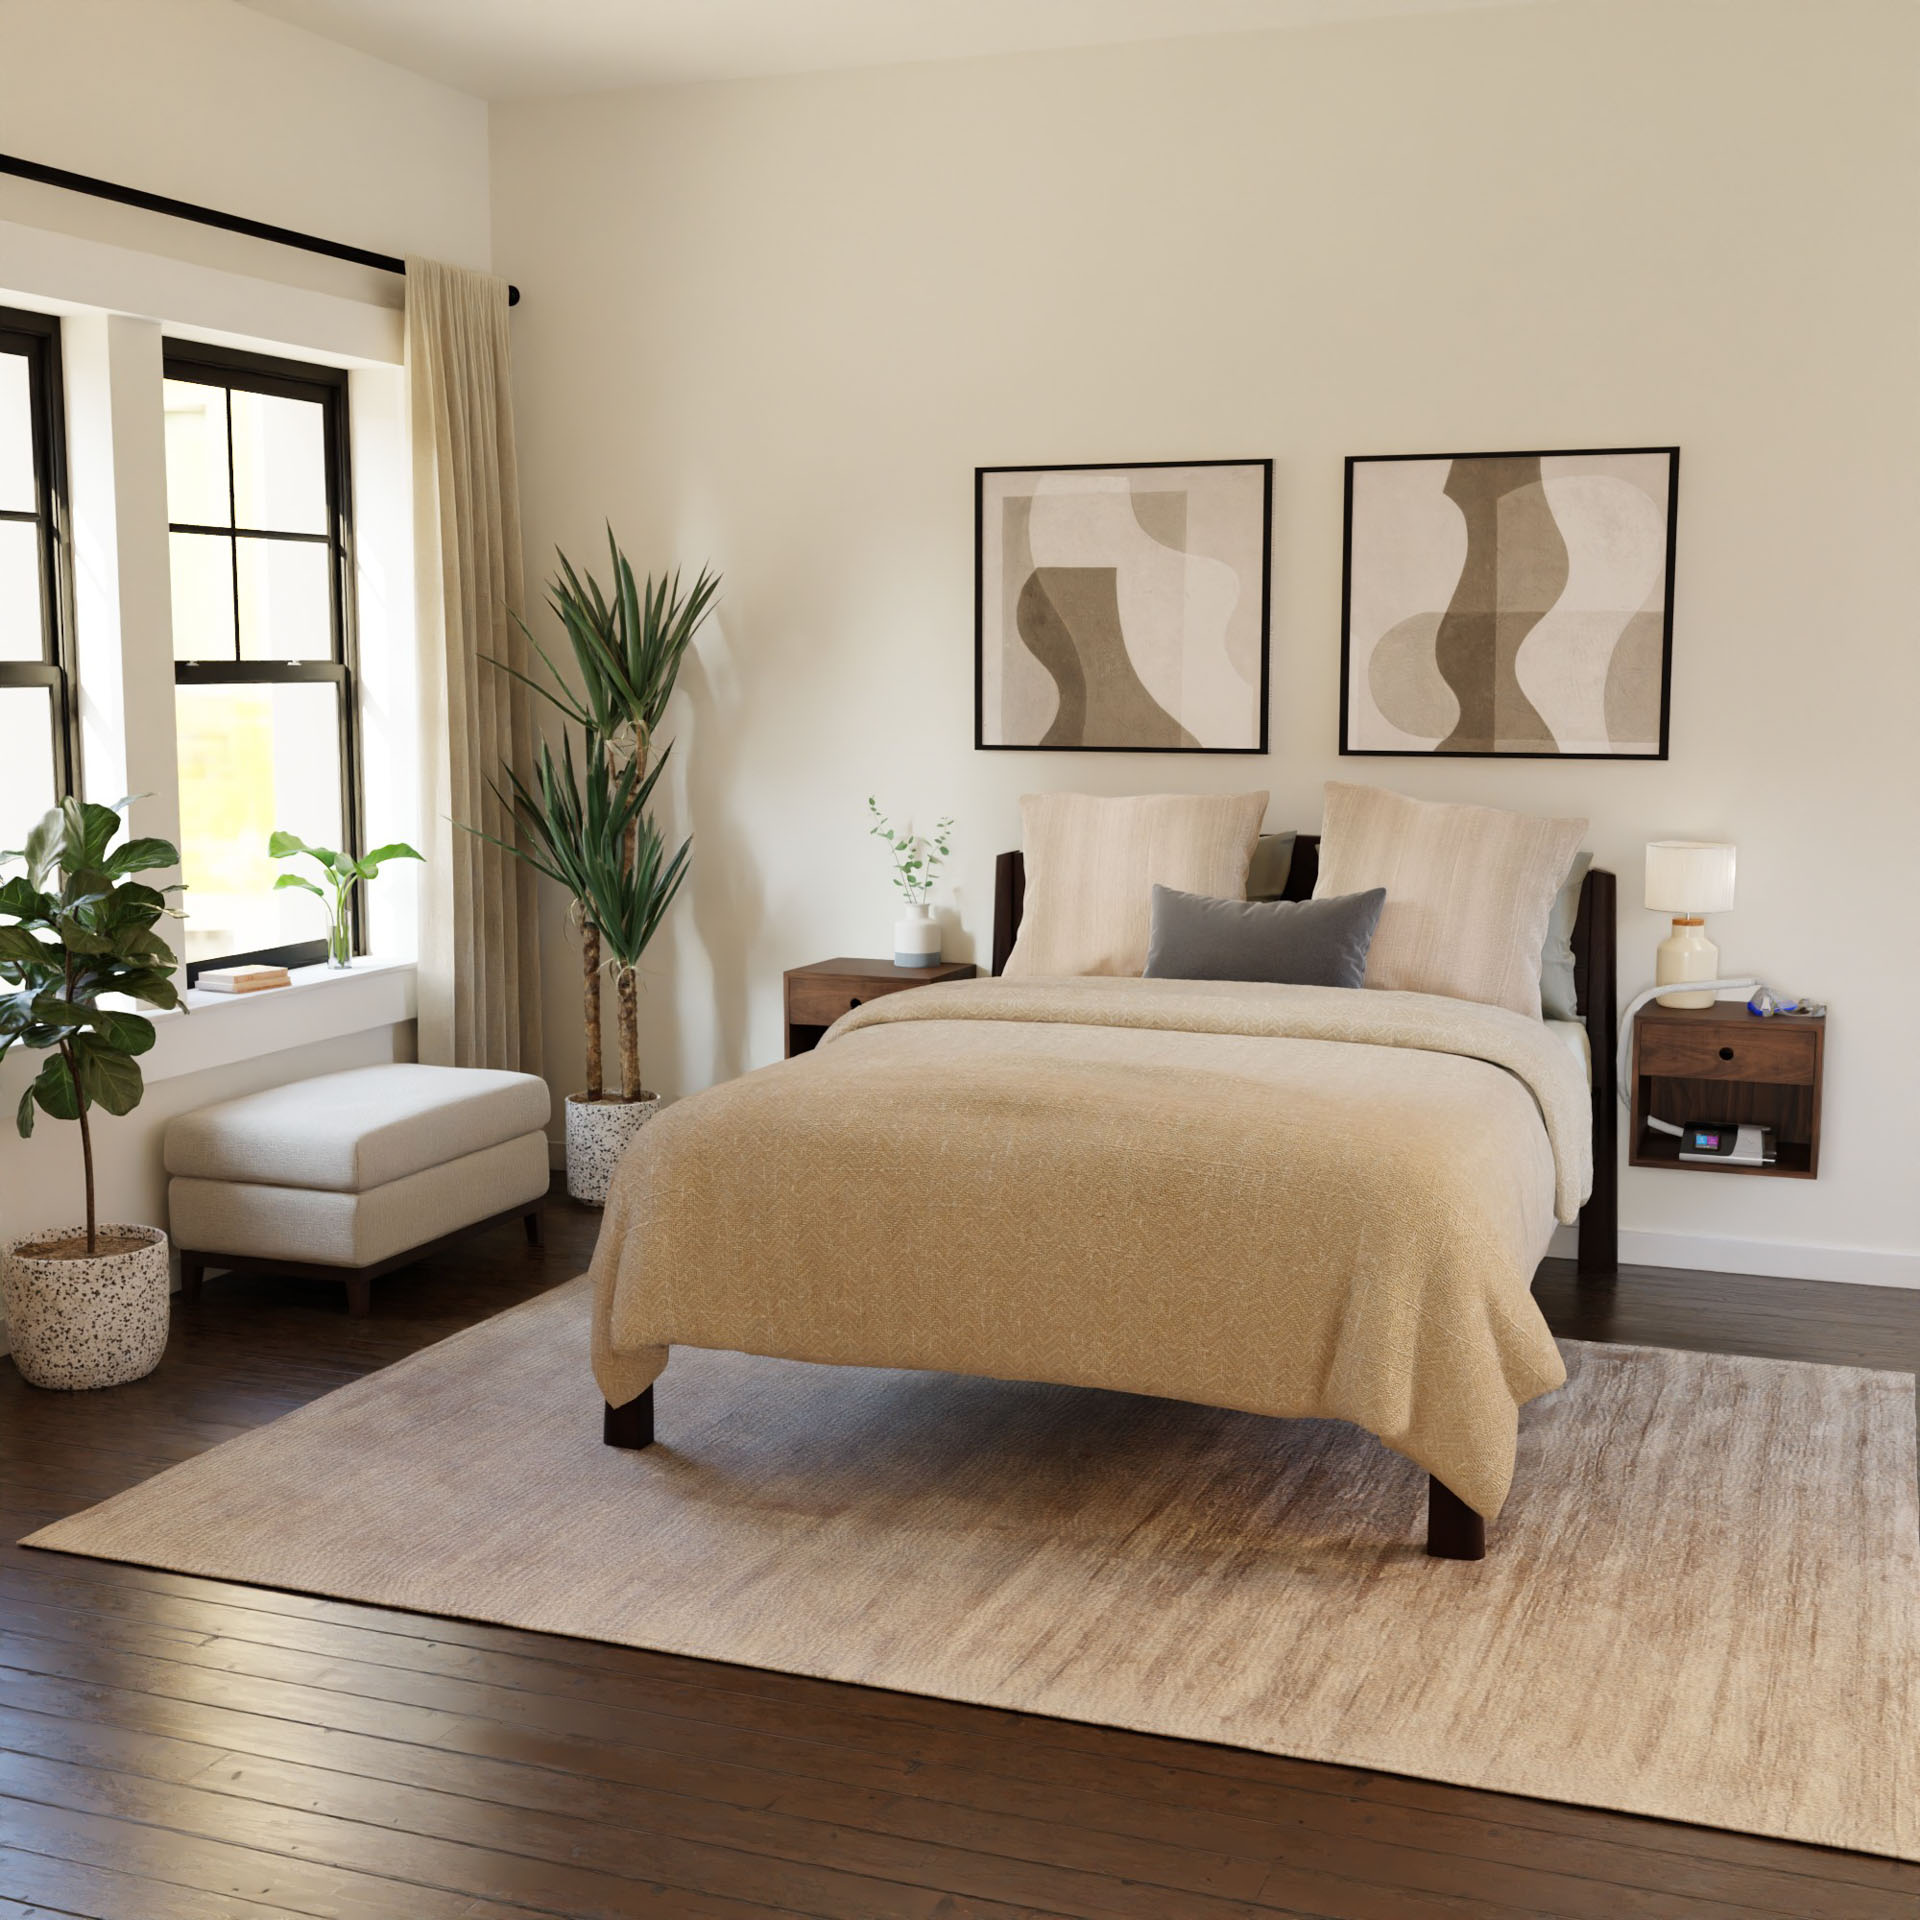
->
[1637,1020,1817,1084]
[787,975,879,1028]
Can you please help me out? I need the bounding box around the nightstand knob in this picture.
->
[849,996,863,1009]
[1718,1046,1734,1061]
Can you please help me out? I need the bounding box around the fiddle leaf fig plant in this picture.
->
[269,832,422,969]
[0,798,183,1256]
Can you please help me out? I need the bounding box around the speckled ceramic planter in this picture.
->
[565,1093,660,1207]
[2,1225,171,1391]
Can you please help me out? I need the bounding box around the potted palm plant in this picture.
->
[474,733,690,1202]
[485,529,716,1202]
[0,799,183,1389]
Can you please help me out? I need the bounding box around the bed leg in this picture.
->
[604,1388,655,1449]
[1426,1477,1487,1560]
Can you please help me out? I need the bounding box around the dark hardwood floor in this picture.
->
[2,1182,1916,1919]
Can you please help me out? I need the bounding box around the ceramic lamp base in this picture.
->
[1655,917,1719,1009]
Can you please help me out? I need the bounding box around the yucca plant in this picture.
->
[472,733,690,1103]
[486,529,716,1103]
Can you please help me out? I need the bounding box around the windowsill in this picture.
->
[141,957,418,1083]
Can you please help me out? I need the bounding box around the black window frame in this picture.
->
[163,340,363,984]
[0,305,80,829]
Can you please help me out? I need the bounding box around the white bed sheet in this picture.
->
[1547,1018,1591,1083]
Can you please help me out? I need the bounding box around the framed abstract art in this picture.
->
[976,459,1271,753]
[1341,447,1679,759]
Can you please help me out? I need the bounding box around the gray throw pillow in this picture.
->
[1538,850,1592,1022]
[1245,830,1297,902]
[1144,883,1386,989]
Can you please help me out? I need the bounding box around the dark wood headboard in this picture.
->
[989,841,1617,1278]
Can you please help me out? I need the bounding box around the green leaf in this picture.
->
[51,913,114,955]
[0,875,54,921]
[84,1007,156,1056]
[115,969,182,1012]
[71,1034,144,1116]
[355,842,423,879]
[61,797,125,872]
[273,873,327,897]
[104,836,179,877]
[16,1081,34,1139]
[27,993,88,1035]
[0,925,54,970]
[29,1052,81,1122]
[22,809,61,890]
[267,829,315,859]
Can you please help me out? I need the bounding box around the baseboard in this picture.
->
[1550,1225,1920,1291]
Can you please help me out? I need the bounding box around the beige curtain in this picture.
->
[405,257,542,1074]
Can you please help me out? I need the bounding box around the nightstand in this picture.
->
[784,956,978,1057]
[1629,1000,1825,1178]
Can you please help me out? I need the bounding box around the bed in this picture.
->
[589,829,1618,1561]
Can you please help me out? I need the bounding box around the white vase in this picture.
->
[894,905,941,969]
[565,1092,661,1206]
[1,1224,171,1390]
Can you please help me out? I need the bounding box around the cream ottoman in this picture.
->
[167,1064,552,1316]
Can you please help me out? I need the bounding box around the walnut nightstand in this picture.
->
[1629,1000,1825,1178]
[784,956,978,1057]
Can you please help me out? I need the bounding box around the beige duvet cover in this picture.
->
[591,976,1592,1518]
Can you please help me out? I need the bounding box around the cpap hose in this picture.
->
[1614,978,1760,1108]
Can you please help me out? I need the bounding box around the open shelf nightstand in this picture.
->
[1629,1000,1824,1179]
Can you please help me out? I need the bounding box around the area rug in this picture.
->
[24,1276,1919,1860]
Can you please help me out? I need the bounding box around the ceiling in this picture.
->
[237,0,1533,101]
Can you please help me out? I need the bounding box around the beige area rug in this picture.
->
[25,1277,1920,1860]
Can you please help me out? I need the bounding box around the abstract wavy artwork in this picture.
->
[1341,448,1678,759]
[977,461,1271,752]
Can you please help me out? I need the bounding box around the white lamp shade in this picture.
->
[1645,841,1736,915]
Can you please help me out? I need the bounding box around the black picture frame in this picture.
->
[975,458,1273,755]
[1339,445,1679,761]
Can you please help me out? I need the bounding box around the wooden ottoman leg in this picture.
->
[344,1274,372,1318]
[178,1253,205,1302]
[523,1207,544,1249]
[604,1388,654,1449]
[1426,1477,1487,1560]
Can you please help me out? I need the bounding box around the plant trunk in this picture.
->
[616,967,642,1102]
[65,1043,96,1257]
[581,922,603,1102]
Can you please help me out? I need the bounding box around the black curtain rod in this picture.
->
[0,152,521,307]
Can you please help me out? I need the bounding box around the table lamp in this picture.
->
[1644,841,1737,1008]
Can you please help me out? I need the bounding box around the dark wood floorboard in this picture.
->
[2,1178,1914,1918]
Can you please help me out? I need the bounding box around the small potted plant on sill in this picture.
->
[0,799,184,1390]
[867,798,953,968]
[268,832,422,968]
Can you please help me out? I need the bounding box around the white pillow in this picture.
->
[1005,792,1268,978]
[1313,783,1587,1019]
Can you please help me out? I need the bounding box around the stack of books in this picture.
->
[197,964,292,995]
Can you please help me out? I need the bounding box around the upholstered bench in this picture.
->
[166,1064,551,1316]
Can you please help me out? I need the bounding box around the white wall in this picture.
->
[0,0,492,1311]
[0,0,490,290]
[492,0,1920,1282]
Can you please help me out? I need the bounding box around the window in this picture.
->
[164,344,359,978]
[0,307,77,854]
